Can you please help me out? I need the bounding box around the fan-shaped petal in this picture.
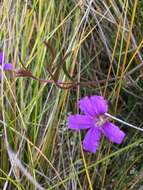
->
[83,128,101,153]
[102,122,125,144]
[78,95,108,116]
[68,115,94,131]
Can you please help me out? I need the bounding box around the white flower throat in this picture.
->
[95,115,108,127]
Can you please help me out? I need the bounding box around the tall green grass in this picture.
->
[0,0,143,189]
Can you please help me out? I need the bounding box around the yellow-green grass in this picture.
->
[0,0,143,189]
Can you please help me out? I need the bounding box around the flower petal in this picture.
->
[0,52,5,65]
[68,115,94,131]
[90,96,108,115]
[4,63,12,70]
[83,128,101,153]
[78,95,108,116]
[102,122,125,144]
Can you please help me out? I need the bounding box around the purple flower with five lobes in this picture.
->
[68,95,126,154]
[0,52,12,79]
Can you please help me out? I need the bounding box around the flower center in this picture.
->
[95,115,107,127]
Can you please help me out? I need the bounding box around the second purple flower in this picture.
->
[0,52,12,79]
[68,95,125,154]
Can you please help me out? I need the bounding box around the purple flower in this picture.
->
[68,95,125,154]
[0,52,12,79]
